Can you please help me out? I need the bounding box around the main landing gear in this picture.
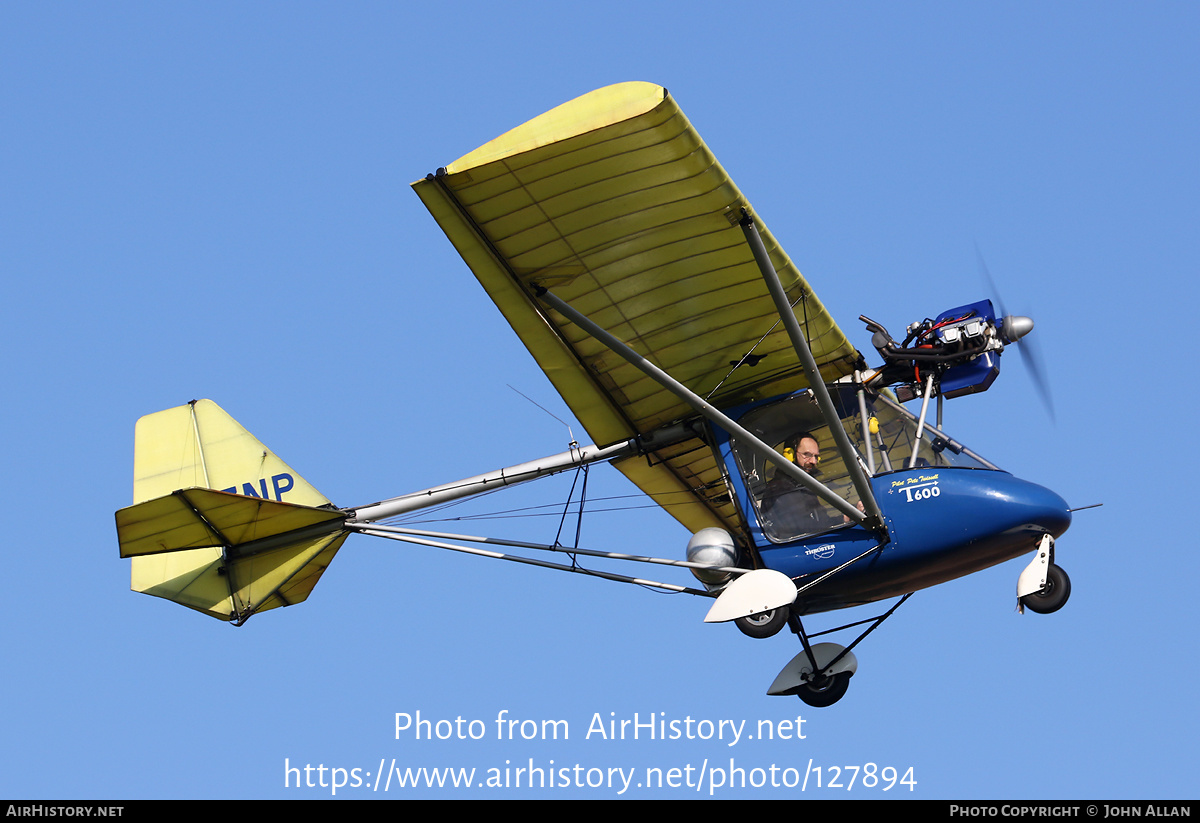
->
[794,671,852,708]
[755,594,912,708]
[705,567,910,707]
[734,608,788,639]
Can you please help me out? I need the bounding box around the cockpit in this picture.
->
[720,386,998,544]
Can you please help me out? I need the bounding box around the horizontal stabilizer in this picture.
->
[117,489,349,624]
[117,488,345,558]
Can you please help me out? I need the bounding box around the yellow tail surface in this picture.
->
[119,400,347,624]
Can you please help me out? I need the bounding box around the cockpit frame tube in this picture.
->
[855,373,876,475]
[872,391,1000,471]
[909,373,936,469]
[738,213,884,531]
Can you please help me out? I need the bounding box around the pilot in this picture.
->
[761,432,840,537]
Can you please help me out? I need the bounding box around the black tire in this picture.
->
[796,671,851,707]
[734,608,788,639]
[1021,564,1071,614]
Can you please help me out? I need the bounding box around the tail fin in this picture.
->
[131,398,330,508]
[116,400,347,624]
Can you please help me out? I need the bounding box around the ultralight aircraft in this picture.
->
[115,82,1079,707]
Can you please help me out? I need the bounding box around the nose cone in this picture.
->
[1000,477,1072,540]
[878,469,1072,561]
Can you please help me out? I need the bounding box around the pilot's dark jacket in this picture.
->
[761,473,837,538]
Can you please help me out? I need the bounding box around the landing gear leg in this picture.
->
[767,594,912,707]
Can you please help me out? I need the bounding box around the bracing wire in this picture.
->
[705,293,807,400]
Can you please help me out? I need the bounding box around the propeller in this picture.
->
[975,244,1056,422]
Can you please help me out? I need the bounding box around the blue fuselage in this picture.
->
[756,468,1071,614]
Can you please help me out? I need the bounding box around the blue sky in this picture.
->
[3,1,1197,799]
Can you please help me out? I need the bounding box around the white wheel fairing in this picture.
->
[767,643,858,696]
[704,568,797,624]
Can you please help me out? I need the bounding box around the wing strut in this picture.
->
[737,211,885,532]
[534,287,880,535]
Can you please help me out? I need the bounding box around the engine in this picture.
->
[862,299,1033,399]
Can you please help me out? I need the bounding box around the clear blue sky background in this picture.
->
[3,2,1197,799]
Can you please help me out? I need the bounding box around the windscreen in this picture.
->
[727,388,995,542]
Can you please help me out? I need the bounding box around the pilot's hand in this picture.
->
[842,500,866,524]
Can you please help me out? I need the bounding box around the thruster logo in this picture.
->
[805,543,836,560]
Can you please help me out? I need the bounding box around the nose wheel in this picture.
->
[1019,563,1071,614]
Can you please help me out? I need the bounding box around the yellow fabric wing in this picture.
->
[413,82,858,536]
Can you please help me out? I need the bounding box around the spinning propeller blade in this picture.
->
[975,244,1056,422]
